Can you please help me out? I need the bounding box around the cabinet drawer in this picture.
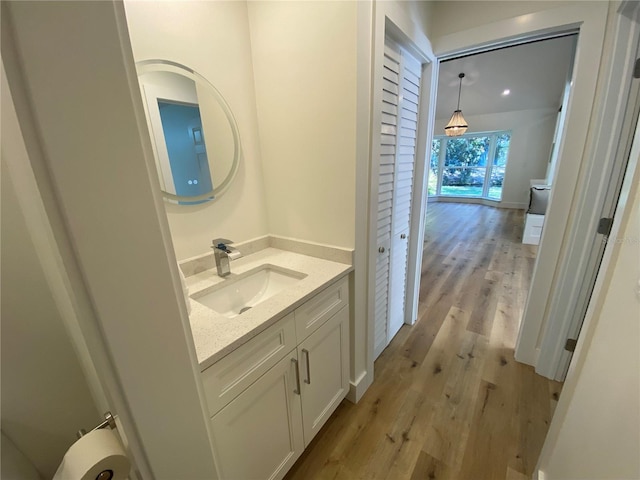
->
[202,313,296,415]
[295,276,348,342]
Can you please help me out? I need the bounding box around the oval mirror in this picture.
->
[136,60,240,204]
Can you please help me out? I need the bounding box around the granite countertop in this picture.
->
[185,248,352,371]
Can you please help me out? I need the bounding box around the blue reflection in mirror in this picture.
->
[158,100,213,204]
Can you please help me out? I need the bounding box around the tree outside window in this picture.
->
[429,131,511,200]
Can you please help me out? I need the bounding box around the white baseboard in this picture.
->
[347,370,373,404]
[500,201,528,209]
[428,196,526,210]
[515,345,539,367]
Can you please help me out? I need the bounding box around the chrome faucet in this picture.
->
[211,239,242,277]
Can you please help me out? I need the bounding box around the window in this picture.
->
[429,131,511,200]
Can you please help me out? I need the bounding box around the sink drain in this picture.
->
[238,306,252,315]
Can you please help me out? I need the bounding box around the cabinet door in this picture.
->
[299,306,349,446]
[210,352,304,480]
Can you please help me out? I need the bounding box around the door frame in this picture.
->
[430,3,610,372]
[1,62,152,478]
[362,4,437,378]
[536,5,640,380]
[534,87,640,479]
[2,2,219,477]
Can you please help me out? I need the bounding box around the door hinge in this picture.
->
[634,58,640,79]
[564,338,578,352]
[597,217,614,236]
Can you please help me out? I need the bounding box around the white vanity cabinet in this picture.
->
[210,352,304,480]
[202,276,350,480]
[298,305,349,446]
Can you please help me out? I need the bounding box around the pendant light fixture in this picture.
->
[445,72,469,137]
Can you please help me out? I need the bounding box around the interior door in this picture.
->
[388,48,421,342]
[374,42,398,359]
[374,38,422,358]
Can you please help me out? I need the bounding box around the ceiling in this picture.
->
[436,35,577,120]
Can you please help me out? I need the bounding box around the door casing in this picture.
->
[535,3,640,381]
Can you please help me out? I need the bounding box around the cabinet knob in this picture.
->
[378,246,385,253]
[400,233,407,239]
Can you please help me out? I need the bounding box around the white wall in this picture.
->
[434,108,557,207]
[247,0,434,401]
[124,0,431,254]
[124,1,269,260]
[381,0,435,52]
[247,1,358,249]
[430,1,582,39]
[1,432,41,480]
[1,160,100,479]
[536,157,640,479]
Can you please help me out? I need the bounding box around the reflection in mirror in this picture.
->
[137,61,240,204]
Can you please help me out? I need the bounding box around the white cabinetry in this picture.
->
[203,276,350,480]
[298,306,349,446]
[210,353,304,480]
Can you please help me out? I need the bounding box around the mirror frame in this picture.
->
[136,59,241,203]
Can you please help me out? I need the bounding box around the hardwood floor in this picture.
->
[284,203,562,480]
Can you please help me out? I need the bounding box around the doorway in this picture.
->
[423,35,578,380]
[429,35,576,211]
[424,2,640,387]
[417,5,617,390]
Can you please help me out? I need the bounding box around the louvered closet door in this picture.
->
[374,39,422,359]
[387,49,421,343]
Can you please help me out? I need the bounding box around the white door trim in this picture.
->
[536,6,640,380]
[350,0,375,402]
[406,45,438,330]
[1,50,152,478]
[3,2,219,477]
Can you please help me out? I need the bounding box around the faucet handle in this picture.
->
[212,238,233,249]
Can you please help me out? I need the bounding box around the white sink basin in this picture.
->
[192,264,307,318]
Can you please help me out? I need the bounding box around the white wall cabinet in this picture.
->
[203,277,350,480]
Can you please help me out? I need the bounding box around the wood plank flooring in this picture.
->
[285,203,562,480]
